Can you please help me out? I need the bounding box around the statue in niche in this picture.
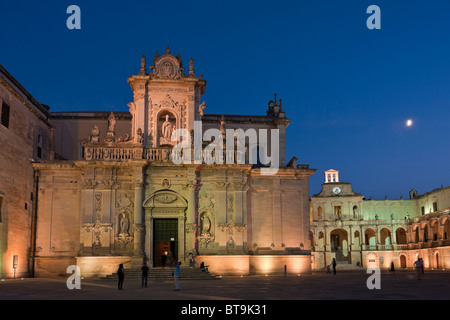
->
[119,212,129,236]
[353,206,358,219]
[161,115,173,139]
[200,213,211,235]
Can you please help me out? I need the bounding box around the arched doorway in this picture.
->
[396,228,407,244]
[330,229,349,263]
[400,255,407,269]
[143,189,188,267]
[365,228,376,249]
[432,222,439,241]
[380,228,392,247]
[423,224,429,243]
[414,227,419,243]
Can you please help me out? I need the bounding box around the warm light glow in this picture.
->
[406,119,413,127]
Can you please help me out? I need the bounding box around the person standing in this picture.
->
[174,261,181,291]
[419,258,424,275]
[414,258,421,280]
[161,251,167,268]
[189,252,194,268]
[167,251,173,267]
[332,258,337,275]
[141,263,149,288]
[117,264,125,290]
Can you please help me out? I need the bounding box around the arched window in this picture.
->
[423,225,429,242]
[444,220,450,240]
[396,228,407,244]
[432,222,439,241]
[380,228,392,246]
[317,206,323,220]
[365,228,376,246]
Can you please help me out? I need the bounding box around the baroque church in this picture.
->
[0,48,314,278]
[0,48,448,279]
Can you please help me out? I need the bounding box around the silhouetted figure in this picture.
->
[174,261,181,291]
[117,264,125,290]
[141,263,149,287]
[332,258,337,275]
[161,251,167,268]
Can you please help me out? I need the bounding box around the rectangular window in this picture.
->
[421,206,425,215]
[1,101,10,128]
[433,202,438,212]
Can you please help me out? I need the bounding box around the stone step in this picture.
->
[98,267,220,280]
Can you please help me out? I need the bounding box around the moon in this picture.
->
[406,119,413,127]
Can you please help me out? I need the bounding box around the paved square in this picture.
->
[0,270,449,300]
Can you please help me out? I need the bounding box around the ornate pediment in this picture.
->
[150,46,184,80]
[142,190,188,208]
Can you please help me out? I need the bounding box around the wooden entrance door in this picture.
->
[156,241,171,267]
[153,218,178,267]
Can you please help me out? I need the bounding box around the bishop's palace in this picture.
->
[0,48,449,278]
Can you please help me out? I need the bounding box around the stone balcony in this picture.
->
[82,144,248,165]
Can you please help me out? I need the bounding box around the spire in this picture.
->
[166,44,171,54]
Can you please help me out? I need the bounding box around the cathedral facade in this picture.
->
[25,48,314,277]
[1,49,448,279]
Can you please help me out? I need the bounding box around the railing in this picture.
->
[362,244,408,251]
[84,146,174,161]
[83,144,248,163]
[410,208,450,223]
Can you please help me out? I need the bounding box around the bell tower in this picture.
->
[127,46,206,146]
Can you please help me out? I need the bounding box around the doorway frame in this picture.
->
[143,190,188,267]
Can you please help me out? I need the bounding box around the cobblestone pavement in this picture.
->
[0,270,449,300]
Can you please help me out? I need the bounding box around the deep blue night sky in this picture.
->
[1,0,449,199]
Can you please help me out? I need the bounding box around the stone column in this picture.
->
[132,167,145,258]
[184,179,198,256]
[214,180,229,250]
[232,180,247,252]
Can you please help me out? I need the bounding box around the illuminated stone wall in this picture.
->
[310,172,450,271]
[0,65,52,278]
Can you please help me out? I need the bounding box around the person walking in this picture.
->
[332,258,337,275]
[419,258,424,275]
[117,264,125,290]
[414,258,421,280]
[141,263,149,288]
[174,261,181,291]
